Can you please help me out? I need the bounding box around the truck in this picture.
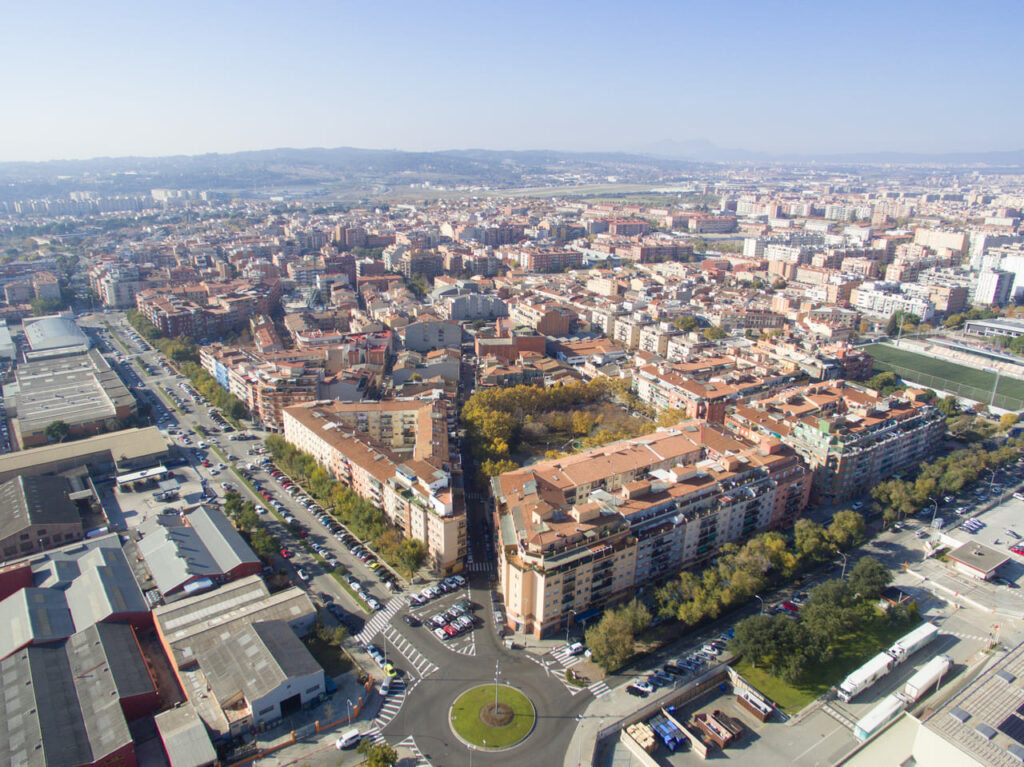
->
[837,652,894,702]
[853,694,906,741]
[887,622,938,665]
[902,654,953,703]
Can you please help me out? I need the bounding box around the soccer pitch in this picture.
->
[866,343,1024,410]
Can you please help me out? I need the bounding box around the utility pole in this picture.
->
[990,367,1002,408]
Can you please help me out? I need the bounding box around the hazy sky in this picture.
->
[2,1,1020,161]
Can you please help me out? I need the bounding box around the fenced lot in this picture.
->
[866,344,1024,410]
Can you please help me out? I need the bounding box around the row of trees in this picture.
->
[263,435,428,577]
[871,438,1024,522]
[729,557,903,683]
[126,309,200,363]
[178,361,249,420]
[224,491,279,560]
[580,511,867,672]
[654,512,866,629]
[125,309,249,420]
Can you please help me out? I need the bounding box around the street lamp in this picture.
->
[838,552,849,580]
[928,497,940,528]
[566,608,576,644]
[754,595,764,614]
[346,698,353,723]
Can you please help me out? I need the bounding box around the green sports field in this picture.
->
[866,344,1024,409]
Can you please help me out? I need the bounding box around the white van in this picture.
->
[335,728,362,749]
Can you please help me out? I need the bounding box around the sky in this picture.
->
[1,0,1021,162]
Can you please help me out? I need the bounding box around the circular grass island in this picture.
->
[449,684,536,750]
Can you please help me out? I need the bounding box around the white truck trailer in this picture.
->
[838,652,895,702]
[853,693,906,741]
[902,654,953,703]
[887,622,938,665]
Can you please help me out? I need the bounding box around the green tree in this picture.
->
[999,413,1020,431]
[397,538,428,577]
[935,395,961,417]
[729,614,776,668]
[702,325,729,341]
[794,518,831,563]
[357,739,398,767]
[673,315,699,332]
[45,420,70,443]
[584,600,650,672]
[848,556,892,600]
[770,278,787,290]
[30,296,64,315]
[828,510,866,551]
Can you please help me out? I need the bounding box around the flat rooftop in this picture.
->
[5,349,135,434]
[0,426,168,482]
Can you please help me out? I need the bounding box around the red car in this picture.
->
[201,460,211,467]
[781,601,800,613]
[1012,546,1024,556]
[280,548,292,558]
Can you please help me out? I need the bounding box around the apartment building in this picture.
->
[282,399,465,573]
[493,422,809,637]
[728,381,944,506]
[633,361,740,423]
[509,300,577,336]
[519,249,583,273]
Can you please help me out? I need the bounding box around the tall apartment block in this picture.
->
[282,399,466,574]
[727,381,944,506]
[491,422,810,637]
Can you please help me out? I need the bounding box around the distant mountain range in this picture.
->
[0,147,699,200]
[1,143,1021,201]
[641,139,1024,166]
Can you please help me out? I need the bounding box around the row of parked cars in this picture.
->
[421,598,477,640]
[266,462,404,601]
[626,630,734,698]
[408,574,467,606]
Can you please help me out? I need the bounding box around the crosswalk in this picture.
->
[354,596,407,644]
[588,679,611,698]
[466,559,494,573]
[374,678,407,729]
[395,736,433,766]
[823,702,856,730]
[380,624,440,678]
[364,725,385,745]
[550,645,584,669]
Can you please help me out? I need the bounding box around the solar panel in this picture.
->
[999,714,1024,746]
[998,670,1018,684]
[1008,743,1024,762]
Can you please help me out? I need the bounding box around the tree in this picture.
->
[1000,413,1020,431]
[703,325,728,341]
[865,371,904,396]
[847,556,892,600]
[729,614,776,668]
[936,395,961,417]
[673,315,698,332]
[584,600,650,672]
[794,518,831,563]
[30,296,64,315]
[45,420,70,443]
[357,740,398,767]
[770,278,787,291]
[397,538,428,577]
[828,510,866,551]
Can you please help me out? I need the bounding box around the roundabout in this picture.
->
[449,684,536,750]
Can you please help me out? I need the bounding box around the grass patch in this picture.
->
[303,634,353,677]
[450,685,535,749]
[867,343,1024,407]
[733,610,920,714]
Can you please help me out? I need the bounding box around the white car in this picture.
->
[296,568,309,582]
